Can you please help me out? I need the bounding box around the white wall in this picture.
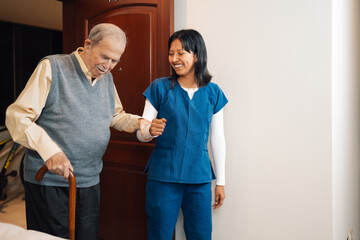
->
[332,0,360,239]
[175,0,343,239]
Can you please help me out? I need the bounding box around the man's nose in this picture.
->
[104,59,112,69]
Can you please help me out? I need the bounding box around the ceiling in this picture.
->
[0,0,62,30]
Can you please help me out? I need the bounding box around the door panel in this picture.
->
[88,6,156,124]
[62,1,173,239]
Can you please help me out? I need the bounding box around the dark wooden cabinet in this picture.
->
[0,21,14,126]
[61,1,173,239]
[0,21,62,125]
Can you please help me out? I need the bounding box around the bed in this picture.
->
[0,222,65,240]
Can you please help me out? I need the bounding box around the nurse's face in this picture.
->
[168,39,197,79]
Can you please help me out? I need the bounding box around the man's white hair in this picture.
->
[88,23,126,46]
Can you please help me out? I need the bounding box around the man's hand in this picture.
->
[138,118,151,138]
[213,185,225,209]
[45,152,74,180]
[150,118,166,136]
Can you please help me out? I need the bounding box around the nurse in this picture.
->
[137,29,228,240]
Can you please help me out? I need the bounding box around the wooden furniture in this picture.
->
[61,1,174,239]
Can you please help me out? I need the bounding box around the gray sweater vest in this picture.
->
[24,53,115,187]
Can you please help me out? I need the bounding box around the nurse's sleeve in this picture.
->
[136,99,158,142]
[210,109,226,185]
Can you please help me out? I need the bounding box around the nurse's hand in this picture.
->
[213,185,225,209]
[150,118,166,136]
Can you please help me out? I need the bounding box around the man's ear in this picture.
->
[84,39,92,49]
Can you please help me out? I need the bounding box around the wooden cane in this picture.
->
[35,165,76,240]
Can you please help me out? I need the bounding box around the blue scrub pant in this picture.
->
[146,179,212,240]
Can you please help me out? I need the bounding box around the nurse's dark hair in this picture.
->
[168,29,212,87]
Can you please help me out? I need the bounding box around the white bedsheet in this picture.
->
[0,222,66,240]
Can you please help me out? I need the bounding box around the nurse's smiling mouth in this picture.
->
[174,64,183,68]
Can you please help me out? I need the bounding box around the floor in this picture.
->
[0,138,27,229]
[0,189,26,229]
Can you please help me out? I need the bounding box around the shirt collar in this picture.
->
[74,47,96,83]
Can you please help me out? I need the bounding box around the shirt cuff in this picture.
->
[127,115,141,132]
[37,141,62,161]
[216,175,225,186]
[216,181,225,186]
[144,124,153,139]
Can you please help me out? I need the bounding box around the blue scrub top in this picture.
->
[143,77,228,184]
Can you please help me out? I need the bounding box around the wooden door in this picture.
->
[62,1,173,239]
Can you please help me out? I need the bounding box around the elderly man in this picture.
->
[5,23,147,240]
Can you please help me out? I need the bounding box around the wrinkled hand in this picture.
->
[138,118,151,138]
[46,152,74,180]
[150,118,167,136]
[213,185,225,209]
